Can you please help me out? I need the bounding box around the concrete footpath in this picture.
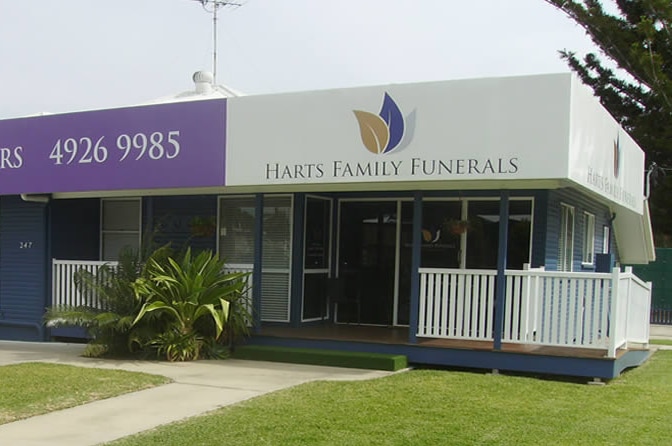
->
[650,323,672,340]
[0,341,393,446]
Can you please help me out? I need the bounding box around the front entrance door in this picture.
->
[338,201,412,326]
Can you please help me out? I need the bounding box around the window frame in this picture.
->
[582,212,596,266]
[558,203,575,272]
[100,197,142,261]
[602,225,611,254]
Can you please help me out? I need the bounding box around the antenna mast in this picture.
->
[193,0,243,84]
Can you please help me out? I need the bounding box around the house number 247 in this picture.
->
[19,242,33,249]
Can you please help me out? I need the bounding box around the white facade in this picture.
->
[223,73,653,263]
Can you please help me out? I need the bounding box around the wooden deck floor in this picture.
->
[258,324,630,359]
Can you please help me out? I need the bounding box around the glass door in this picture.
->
[338,201,407,326]
[302,196,332,321]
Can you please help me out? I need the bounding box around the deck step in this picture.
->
[233,345,408,371]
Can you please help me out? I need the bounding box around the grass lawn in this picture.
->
[650,338,672,346]
[0,362,169,424]
[112,351,672,446]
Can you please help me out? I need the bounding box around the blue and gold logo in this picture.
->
[353,93,415,155]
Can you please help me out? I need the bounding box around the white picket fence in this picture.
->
[52,259,254,312]
[418,266,652,357]
[223,263,255,323]
[502,268,612,348]
[52,259,118,308]
[418,268,496,340]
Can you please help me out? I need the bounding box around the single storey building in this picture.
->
[0,72,655,378]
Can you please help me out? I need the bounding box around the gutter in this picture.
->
[20,194,50,203]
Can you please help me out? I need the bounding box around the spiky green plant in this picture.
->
[132,248,249,361]
[45,244,172,357]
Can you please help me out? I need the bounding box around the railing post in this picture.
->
[623,266,633,344]
[608,266,620,358]
[51,259,57,308]
[521,264,530,342]
[645,281,652,343]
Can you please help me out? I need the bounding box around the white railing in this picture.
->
[503,267,612,349]
[224,263,255,326]
[224,263,254,303]
[418,266,652,357]
[52,260,255,312]
[52,259,118,308]
[418,268,496,340]
[610,267,651,356]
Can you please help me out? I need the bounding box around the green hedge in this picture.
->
[233,345,407,371]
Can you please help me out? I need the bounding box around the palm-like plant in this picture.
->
[132,248,250,361]
[45,244,172,357]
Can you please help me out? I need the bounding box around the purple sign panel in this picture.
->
[0,99,227,194]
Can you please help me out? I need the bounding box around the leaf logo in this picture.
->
[353,93,415,155]
[613,136,621,178]
[614,137,621,178]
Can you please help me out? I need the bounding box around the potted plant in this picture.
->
[444,218,470,235]
[189,216,217,237]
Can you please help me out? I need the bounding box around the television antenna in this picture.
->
[192,0,244,84]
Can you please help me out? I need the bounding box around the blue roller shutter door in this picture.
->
[0,196,48,341]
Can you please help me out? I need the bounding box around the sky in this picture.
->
[0,0,604,119]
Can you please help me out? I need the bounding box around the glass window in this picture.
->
[421,201,461,268]
[101,198,141,261]
[261,196,293,322]
[218,195,293,322]
[466,201,501,269]
[219,197,256,265]
[558,204,575,271]
[507,200,533,270]
[102,199,140,231]
[304,198,331,270]
[582,212,596,265]
[262,197,292,270]
[303,197,332,321]
[602,225,611,254]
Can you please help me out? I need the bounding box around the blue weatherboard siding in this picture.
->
[151,195,218,253]
[50,198,99,260]
[545,188,616,271]
[0,196,48,341]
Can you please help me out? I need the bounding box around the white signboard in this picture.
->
[567,76,645,214]
[225,74,574,187]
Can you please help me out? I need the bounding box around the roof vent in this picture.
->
[193,71,214,94]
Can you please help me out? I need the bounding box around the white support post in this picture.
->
[607,267,620,358]
[623,266,633,345]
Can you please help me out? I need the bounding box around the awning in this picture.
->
[613,200,656,264]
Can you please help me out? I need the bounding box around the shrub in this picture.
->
[132,248,250,361]
[45,244,172,357]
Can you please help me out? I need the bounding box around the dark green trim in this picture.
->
[234,345,407,371]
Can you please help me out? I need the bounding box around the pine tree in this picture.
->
[545,0,672,245]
